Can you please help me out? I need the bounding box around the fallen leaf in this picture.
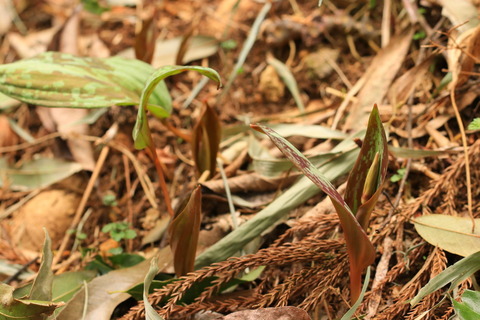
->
[224,306,311,320]
[118,35,219,68]
[345,29,413,130]
[0,158,83,191]
[56,247,172,320]
[413,214,480,257]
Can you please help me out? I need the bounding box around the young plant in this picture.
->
[251,105,388,302]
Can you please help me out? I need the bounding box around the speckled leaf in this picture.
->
[168,185,202,277]
[344,104,388,229]
[251,123,375,301]
[0,52,170,109]
[133,65,221,149]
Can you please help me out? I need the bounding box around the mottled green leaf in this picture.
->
[251,123,375,301]
[411,251,480,305]
[0,52,170,110]
[169,186,202,276]
[191,103,221,179]
[133,65,221,149]
[344,105,388,229]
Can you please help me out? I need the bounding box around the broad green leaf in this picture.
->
[195,137,360,269]
[453,297,480,320]
[458,290,480,314]
[1,283,60,320]
[250,123,375,301]
[468,118,480,131]
[266,56,305,112]
[344,105,388,229]
[411,251,480,305]
[143,257,164,320]
[0,52,170,109]
[191,103,221,179]
[169,186,202,276]
[413,215,480,257]
[0,157,83,191]
[133,65,221,149]
[29,229,53,301]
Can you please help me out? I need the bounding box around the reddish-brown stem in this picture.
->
[147,143,174,218]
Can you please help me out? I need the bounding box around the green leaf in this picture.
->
[29,229,53,301]
[143,257,164,320]
[169,185,202,276]
[411,251,480,305]
[453,297,480,320]
[390,168,406,182]
[0,157,83,191]
[458,290,480,314]
[0,52,170,110]
[108,254,145,269]
[191,103,221,179]
[413,215,480,257]
[195,137,360,269]
[468,118,480,131]
[251,123,375,301]
[344,104,388,229]
[266,56,305,112]
[133,65,222,149]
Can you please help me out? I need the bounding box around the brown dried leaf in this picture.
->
[169,186,202,277]
[345,29,413,130]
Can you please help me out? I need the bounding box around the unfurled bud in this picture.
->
[361,152,381,204]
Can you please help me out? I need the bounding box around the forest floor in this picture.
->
[1,0,480,319]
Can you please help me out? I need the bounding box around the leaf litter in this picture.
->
[0,1,479,320]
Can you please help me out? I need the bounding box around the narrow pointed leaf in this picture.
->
[251,123,375,301]
[345,104,388,229]
[411,251,480,305]
[0,52,170,109]
[133,65,221,149]
[143,257,164,320]
[29,229,53,301]
[168,185,202,277]
[191,103,221,179]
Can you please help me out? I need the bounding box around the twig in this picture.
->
[53,145,110,267]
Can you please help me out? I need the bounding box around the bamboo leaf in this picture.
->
[169,186,202,277]
[133,65,221,149]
